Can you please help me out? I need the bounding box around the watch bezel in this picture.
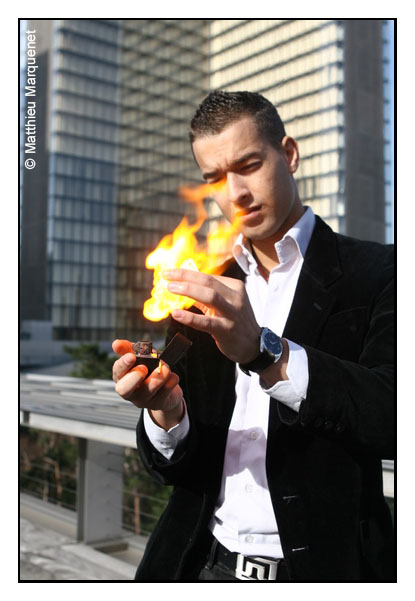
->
[260,327,283,359]
[239,327,283,375]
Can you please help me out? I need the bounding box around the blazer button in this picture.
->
[323,420,333,430]
[282,494,300,504]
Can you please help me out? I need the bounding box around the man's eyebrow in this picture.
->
[233,151,262,166]
[202,168,221,181]
[202,151,262,180]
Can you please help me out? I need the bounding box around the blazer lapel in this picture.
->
[267,217,343,445]
[222,218,342,347]
[283,216,342,347]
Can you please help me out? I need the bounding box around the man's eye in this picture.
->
[241,162,260,172]
[207,176,225,186]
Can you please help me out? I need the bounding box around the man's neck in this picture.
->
[249,205,306,279]
[249,241,278,281]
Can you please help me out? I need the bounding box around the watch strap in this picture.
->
[239,351,276,375]
[239,327,284,376]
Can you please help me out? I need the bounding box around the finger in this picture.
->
[213,274,246,294]
[124,367,178,409]
[118,363,174,404]
[112,339,134,356]
[193,300,216,317]
[166,269,243,294]
[147,372,180,411]
[164,269,237,302]
[167,280,231,315]
[145,363,176,396]
[172,308,220,334]
[112,352,140,382]
[115,365,149,398]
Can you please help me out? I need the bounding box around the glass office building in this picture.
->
[20,19,393,358]
[209,19,392,241]
[21,20,122,344]
[20,19,209,347]
[117,20,209,339]
[50,20,122,341]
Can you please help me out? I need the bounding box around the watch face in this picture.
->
[261,328,283,357]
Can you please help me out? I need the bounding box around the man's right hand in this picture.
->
[112,339,185,430]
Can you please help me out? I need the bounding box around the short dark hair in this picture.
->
[189,90,286,149]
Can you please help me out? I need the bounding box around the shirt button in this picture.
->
[249,431,258,440]
[245,484,253,493]
[245,535,254,543]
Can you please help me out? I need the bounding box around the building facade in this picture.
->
[20,19,394,362]
[117,20,209,339]
[209,19,393,241]
[20,19,209,355]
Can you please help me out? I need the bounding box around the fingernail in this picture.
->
[162,269,175,279]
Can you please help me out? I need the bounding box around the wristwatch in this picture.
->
[239,327,284,376]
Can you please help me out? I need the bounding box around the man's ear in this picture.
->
[281,136,300,174]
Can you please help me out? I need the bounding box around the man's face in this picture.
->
[192,116,303,245]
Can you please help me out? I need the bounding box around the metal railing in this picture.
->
[19,435,171,539]
[20,374,394,547]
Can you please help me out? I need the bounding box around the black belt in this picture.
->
[206,538,290,581]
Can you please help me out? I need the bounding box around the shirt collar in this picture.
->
[232,206,316,275]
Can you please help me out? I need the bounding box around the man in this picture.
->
[112,91,394,582]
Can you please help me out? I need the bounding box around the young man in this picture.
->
[112,91,394,581]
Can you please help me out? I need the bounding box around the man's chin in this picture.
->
[239,224,270,241]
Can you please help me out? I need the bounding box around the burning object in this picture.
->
[132,332,192,373]
[143,182,240,322]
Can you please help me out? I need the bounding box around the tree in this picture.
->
[63,343,114,379]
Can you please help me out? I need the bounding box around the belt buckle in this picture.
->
[235,554,279,580]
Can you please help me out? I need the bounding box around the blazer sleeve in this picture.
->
[277,272,395,459]
[135,315,204,488]
[136,410,199,486]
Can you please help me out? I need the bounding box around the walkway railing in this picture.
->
[20,373,395,546]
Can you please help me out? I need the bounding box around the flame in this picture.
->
[143,181,239,322]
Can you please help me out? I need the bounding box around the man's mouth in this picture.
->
[235,205,262,225]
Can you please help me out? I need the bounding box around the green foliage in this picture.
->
[20,427,171,535]
[20,427,78,510]
[63,343,115,379]
[123,447,172,535]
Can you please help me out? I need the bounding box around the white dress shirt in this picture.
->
[144,207,316,559]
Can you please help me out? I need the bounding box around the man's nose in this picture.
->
[226,172,250,206]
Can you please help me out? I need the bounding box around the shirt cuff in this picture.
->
[143,401,190,460]
[260,340,309,412]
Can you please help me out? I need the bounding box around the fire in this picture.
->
[143,182,239,322]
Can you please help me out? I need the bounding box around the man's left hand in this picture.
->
[163,268,261,364]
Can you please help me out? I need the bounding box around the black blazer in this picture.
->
[135,216,395,582]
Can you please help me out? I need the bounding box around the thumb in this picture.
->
[112,339,134,356]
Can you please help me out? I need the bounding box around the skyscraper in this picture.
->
[20,19,210,356]
[209,19,392,242]
[20,20,123,348]
[117,20,209,339]
[20,19,393,364]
